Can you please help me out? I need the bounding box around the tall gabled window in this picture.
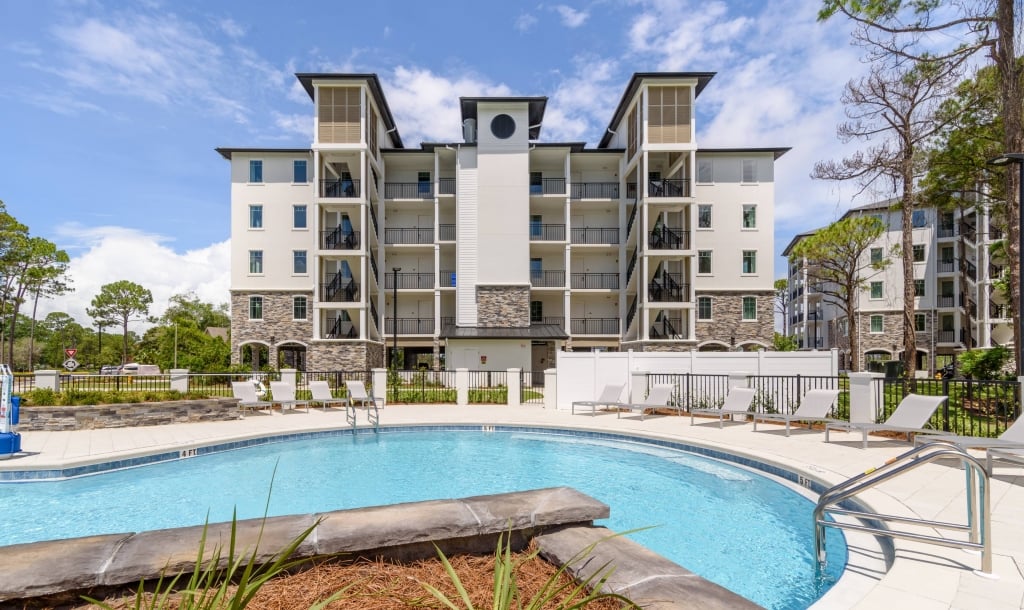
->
[249,160,263,183]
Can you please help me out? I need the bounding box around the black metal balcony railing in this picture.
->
[570,182,619,199]
[384,182,433,199]
[369,204,379,235]
[440,270,456,287]
[791,313,805,325]
[385,272,435,290]
[324,317,357,339]
[385,227,434,244]
[438,224,456,241]
[626,249,638,284]
[649,274,689,302]
[438,177,456,195]
[991,304,1008,319]
[650,316,685,339]
[320,228,360,250]
[625,297,637,329]
[530,178,566,195]
[648,178,690,198]
[965,261,977,281]
[529,224,566,241]
[440,316,456,328]
[370,300,379,328]
[937,295,955,308]
[648,227,690,250]
[369,251,379,282]
[626,205,638,237]
[570,227,619,244]
[937,225,957,238]
[937,260,956,273]
[320,179,360,198]
[531,316,564,326]
[530,270,565,287]
[961,222,977,241]
[321,276,359,302]
[386,318,435,334]
[570,318,619,335]
[626,183,638,201]
[989,265,1005,278]
[968,299,978,318]
[571,273,619,290]
[937,330,956,343]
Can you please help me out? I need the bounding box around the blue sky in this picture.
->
[1,0,874,325]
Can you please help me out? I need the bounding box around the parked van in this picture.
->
[118,363,161,375]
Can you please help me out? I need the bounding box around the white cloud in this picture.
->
[554,5,589,28]
[274,112,312,137]
[515,13,538,32]
[219,17,245,39]
[39,225,230,331]
[543,56,621,142]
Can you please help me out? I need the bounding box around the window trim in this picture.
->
[869,247,883,264]
[741,249,757,275]
[696,295,712,320]
[741,295,757,321]
[248,250,264,275]
[292,159,308,184]
[697,204,713,229]
[249,204,264,230]
[293,295,308,321]
[292,250,308,275]
[697,249,713,275]
[914,279,925,297]
[249,159,263,184]
[741,203,757,230]
[292,204,308,230]
[869,314,884,334]
[911,209,927,228]
[869,281,883,299]
[914,312,926,332]
[912,243,925,263]
[248,295,264,321]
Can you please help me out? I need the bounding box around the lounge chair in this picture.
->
[913,416,1024,472]
[616,384,676,421]
[309,380,349,411]
[690,387,756,428]
[572,384,625,416]
[825,393,947,449]
[752,389,840,436]
[269,381,310,413]
[345,380,380,428]
[231,381,273,413]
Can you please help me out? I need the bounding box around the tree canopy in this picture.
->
[87,280,153,364]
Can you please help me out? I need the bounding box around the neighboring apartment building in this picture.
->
[219,72,787,372]
[784,199,1009,373]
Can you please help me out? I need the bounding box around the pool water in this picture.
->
[0,429,845,609]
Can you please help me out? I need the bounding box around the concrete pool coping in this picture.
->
[1,404,1022,608]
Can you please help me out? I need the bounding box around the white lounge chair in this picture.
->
[913,416,1024,472]
[572,384,625,416]
[231,381,273,413]
[690,387,756,428]
[826,393,947,449]
[269,381,310,413]
[616,384,676,421]
[309,380,348,411]
[753,389,840,436]
[345,380,380,429]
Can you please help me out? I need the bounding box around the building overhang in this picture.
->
[459,97,548,140]
[439,324,568,340]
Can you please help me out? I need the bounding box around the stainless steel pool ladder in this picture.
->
[814,441,993,575]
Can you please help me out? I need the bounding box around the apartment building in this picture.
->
[784,199,1009,373]
[219,72,786,372]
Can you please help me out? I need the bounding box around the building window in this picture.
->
[698,204,712,228]
[293,250,307,274]
[697,296,712,320]
[249,296,263,320]
[914,279,925,296]
[249,160,263,183]
[870,315,883,333]
[742,204,757,229]
[698,250,712,274]
[249,205,263,229]
[870,247,882,264]
[293,205,307,229]
[870,281,882,299]
[530,214,543,239]
[911,210,926,228]
[293,296,308,320]
[697,159,713,183]
[912,244,925,262]
[418,171,431,195]
[742,159,757,183]
[742,296,757,320]
[742,250,756,274]
[529,172,543,195]
[249,250,263,274]
[915,313,926,331]
[293,160,307,183]
[530,301,543,323]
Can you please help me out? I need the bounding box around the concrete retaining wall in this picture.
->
[16,398,241,431]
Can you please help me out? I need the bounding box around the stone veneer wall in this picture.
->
[17,399,240,431]
[476,285,530,327]
[694,291,774,347]
[230,291,314,364]
[307,341,384,371]
[858,310,937,362]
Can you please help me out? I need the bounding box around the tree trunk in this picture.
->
[121,316,129,364]
[28,290,39,371]
[848,294,860,372]
[902,186,917,380]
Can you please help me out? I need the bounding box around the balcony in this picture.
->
[386,318,435,334]
[385,227,434,244]
[571,318,619,335]
[961,223,977,241]
[530,178,566,195]
[384,182,433,199]
[965,261,977,281]
[324,317,357,339]
[570,272,619,290]
[529,224,566,241]
[937,260,956,273]
[320,228,360,250]
[439,224,456,241]
[439,270,456,288]
[649,274,689,302]
[320,179,360,198]
[990,264,1005,278]
[570,182,619,199]
[650,316,685,339]
[991,304,1008,319]
[570,227,619,245]
[532,316,564,326]
[937,295,956,308]
[439,177,456,195]
[648,178,690,198]
[440,316,455,328]
[385,272,435,290]
[648,227,690,250]
[320,275,359,302]
[937,330,956,343]
[791,313,804,325]
[937,225,957,238]
[530,270,565,287]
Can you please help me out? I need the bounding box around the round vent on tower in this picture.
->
[490,114,516,139]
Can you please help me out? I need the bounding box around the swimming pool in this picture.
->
[0,426,846,609]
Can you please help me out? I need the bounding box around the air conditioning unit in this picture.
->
[462,118,476,143]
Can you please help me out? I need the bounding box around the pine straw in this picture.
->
[70,543,627,609]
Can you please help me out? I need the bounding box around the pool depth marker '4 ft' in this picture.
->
[0,364,21,457]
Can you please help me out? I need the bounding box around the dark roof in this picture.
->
[843,197,900,215]
[598,72,716,148]
[698,147,791,160]
[460,97,548,140]
[439,324,568,340]
[781,228,823,256]
[294,73,403,148]
[215,147,310,160]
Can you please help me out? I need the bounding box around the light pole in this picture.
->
[986,153,1024,376]
[391,267,401,370]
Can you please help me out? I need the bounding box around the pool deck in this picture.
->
[2,404,1022,609]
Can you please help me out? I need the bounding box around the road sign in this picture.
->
[65,348,77,359]
[63,358,79,371]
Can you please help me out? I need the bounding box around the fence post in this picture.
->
[507,368,521,406]
[170,369,189,393]
[830,348,840,376]
[372,368,387,405]
[630,371,648,402]
[35,370,59,392]
[456,368,469,406]
[544,368,557,409]
[848,372,882,423]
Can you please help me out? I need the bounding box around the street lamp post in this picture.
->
[986,153,1024,376]
[391,267,401,370]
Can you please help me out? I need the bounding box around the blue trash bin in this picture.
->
[10,396,18,426]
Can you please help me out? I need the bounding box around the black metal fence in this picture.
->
[61,373,173,393]
[521,370,544,404]
[878,378,1020,437]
